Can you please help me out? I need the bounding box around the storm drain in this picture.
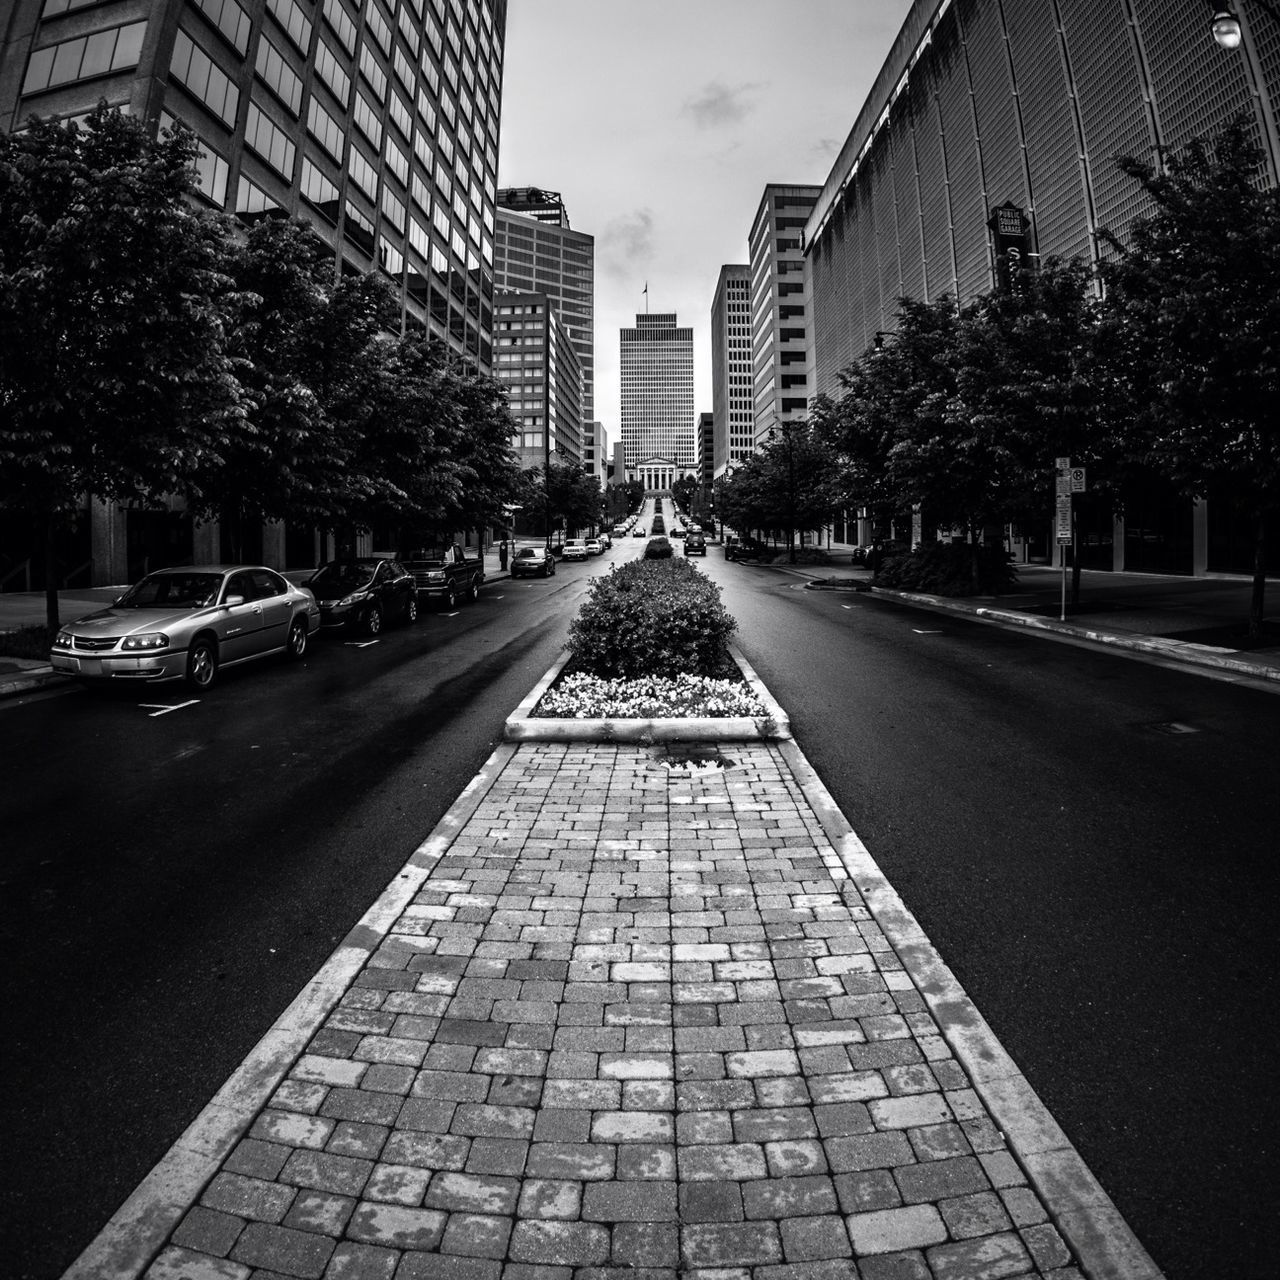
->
[650,744,735,772]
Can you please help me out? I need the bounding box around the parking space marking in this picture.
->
[139,700,200,717]
[344,640,379,648]
[912,628,942,634]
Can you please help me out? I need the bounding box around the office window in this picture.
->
[301,156,340,222]
[266,0,312,53]
[307,97,344,161]
[388,92,412,140]
[192,0,251,54]
[255,35,302,115]
[381,186,405,233]
[347,144,377,199]
[236,174,278,215]
[352,90,382,147]
[245,102,296,178]
[359,43,387,99]
[165,29,238,125]
[416,86,437,134]
[160,110,228,206]
[408,216,430,260]
[322,0,356,55]
[25,21,147,95]
[379,236,404,278]
[411,172,431,214]
[385,136,409,185]
[393,46,415,94]
[397,7,421,57]
[314,38,351,104]
[365,1,392,57]
[344,200,375,254]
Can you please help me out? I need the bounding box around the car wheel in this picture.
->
[467,576,481,602]
[405,594,418,624]
[443,584,457,609]
[186,637,217,690]
[365,603,383,637]
[286,616,308,660]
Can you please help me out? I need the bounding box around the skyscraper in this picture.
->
[620,311,694,479]
[1,0,506,368]
[711,263,754,476]
[493,192,595,422]
[750,184,820,447]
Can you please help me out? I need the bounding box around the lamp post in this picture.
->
[1209,1,1280,184]
[1210,0,1280,48]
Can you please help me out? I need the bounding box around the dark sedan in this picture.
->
[511,546,556,578]
[307,558,417,635]
[684,532,707,556]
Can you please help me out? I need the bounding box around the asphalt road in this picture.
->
[703,554,1278,1280]
[0,549,620,1279]
[2,537,1275,1279]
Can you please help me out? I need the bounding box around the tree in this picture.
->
[0,107,240,626]
[1099,115,1280,635]
[540,460,601,537]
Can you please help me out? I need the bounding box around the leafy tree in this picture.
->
[541,460,602,536]
[0,107,240,625]
[1099,115,1280,635]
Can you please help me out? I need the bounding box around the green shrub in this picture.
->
[643,536,673,559]
[566,558,737,678]
[873,542,1017,596]
[0,623,57,660]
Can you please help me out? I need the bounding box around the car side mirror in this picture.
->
[225,594,246,607]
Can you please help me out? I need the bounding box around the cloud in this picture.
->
[682,80,763,130]
[600,209,655,280]
[810,136,842,161]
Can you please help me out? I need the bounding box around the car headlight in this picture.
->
[338,591,370,606]
[426,570,445,583]
[122,632,169,650]
[54,630,75,648]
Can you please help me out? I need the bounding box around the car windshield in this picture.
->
[515,549,540,560]
[119,572,223,608]
[310,562,374,592]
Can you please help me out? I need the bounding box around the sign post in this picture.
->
[1055,459,1072,621]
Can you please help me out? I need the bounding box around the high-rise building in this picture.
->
[711,263,754,476]
[696,411,714,492]
[750,184,821,449]
[493,292,582,471]
[0,0,509,583]
[620,311,694,479]
[493,196,595,422]
[804,0,1280,577]
[1,0,508,369]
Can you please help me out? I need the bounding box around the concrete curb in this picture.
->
[502,641,791,742]
[0,664,62,699]
[60,743,520,1280]
[776,736,1165,1280]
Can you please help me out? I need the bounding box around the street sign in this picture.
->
[1069,466,1086,492]
[1056,494,1073,542]
[1055,456,1071,472]
[1056,475,1071,496]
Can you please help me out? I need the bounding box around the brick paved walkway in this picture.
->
[133,742,1096,1280]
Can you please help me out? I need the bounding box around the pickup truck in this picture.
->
[403,544,485,608]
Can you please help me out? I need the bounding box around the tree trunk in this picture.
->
[1249,510,1267,640]
[44,508,60,631]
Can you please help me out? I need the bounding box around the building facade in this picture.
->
[620,311,694,474]
[804,0,1280,575]
[1,0,508,584]
[710,262,754,478]
[582,420,607,487]
[493,197,595,423]
[493,291,583,471]
[696,411,714,492]
[749,184,820,449]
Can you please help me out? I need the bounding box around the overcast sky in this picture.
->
[496,0,914,447]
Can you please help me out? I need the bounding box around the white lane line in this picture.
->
[344,640,379,648]
[139,700,200,717]
[912,629,942,634]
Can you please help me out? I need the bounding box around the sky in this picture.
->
[495,0,914,447]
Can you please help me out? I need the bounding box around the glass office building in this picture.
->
[804,0,1280,574]
[620,312,694,475]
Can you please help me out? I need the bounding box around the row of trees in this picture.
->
[0,107,528,626]
[715,118,1279,634]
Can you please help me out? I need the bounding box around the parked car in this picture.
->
[307,557,416,635]
[585,538,603,556]
[671,527,686,539]
[511,546,556,578]
[562,539,590,562]
[684,532,707,556]
[724,536,768,562]
[49,565,319,691]
[404,543,484,608]
[633,527,646,537]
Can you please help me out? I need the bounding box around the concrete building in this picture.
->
[696,411,715,493]
[582,420,608,488]
[493,291,583,471]
[493,193,595,424]
[710,263,754,478]
[620,311,694,481]
[749,184,820,449]
[0,0,507,583]
[804,0,1280,576]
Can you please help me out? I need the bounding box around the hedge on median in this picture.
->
[566,558,737,679]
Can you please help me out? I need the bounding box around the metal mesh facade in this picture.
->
[807,0,1280,396]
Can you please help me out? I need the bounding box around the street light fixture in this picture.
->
[1210,0,1280,49]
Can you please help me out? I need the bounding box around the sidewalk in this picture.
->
[64,733,1160,1280]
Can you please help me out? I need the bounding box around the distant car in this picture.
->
[597,532,612,549]
[50,565,319,691]
[684,532,707,556]
[308,557,416,635]
[671,527,686,538]
[511,546,556,578]
[585,538,603,556]
[633,527,646,537]
[562,539,590,561]
[724,536,767,562]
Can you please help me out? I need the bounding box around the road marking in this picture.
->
[912,629,942,634]
[344,640,379,648]
[139,700,200,717]
[841,604,853,610]
[441,611,460,618]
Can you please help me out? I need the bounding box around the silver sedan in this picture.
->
[49,565,319,691]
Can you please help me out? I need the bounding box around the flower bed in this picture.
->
[534,671,764,719]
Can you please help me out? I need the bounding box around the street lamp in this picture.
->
[1210,0,1280,49]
